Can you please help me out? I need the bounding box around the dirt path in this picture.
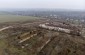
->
[0,26,13,32]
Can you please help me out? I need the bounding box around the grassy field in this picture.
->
[0,14,39,23]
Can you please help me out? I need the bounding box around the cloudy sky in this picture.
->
[0,0,85,10]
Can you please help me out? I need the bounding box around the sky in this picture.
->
[0,0,85,10]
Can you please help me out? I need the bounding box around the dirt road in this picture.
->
[0,26,13,32]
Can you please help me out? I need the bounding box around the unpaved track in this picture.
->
[0,26,13,32]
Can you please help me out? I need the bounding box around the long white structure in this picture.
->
[39,24,70,33]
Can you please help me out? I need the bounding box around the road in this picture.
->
[0,26,13,32]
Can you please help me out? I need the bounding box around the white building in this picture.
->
[39,24,70,33]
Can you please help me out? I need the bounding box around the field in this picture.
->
[0,14,39,23]
[0,11,85,55]
[0,13,41,55]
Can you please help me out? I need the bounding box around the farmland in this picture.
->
[0,11,85,55]
[0,14,39,23]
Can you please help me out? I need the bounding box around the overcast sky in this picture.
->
[0,0,85,10]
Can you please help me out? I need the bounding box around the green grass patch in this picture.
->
[0,15,40,23]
